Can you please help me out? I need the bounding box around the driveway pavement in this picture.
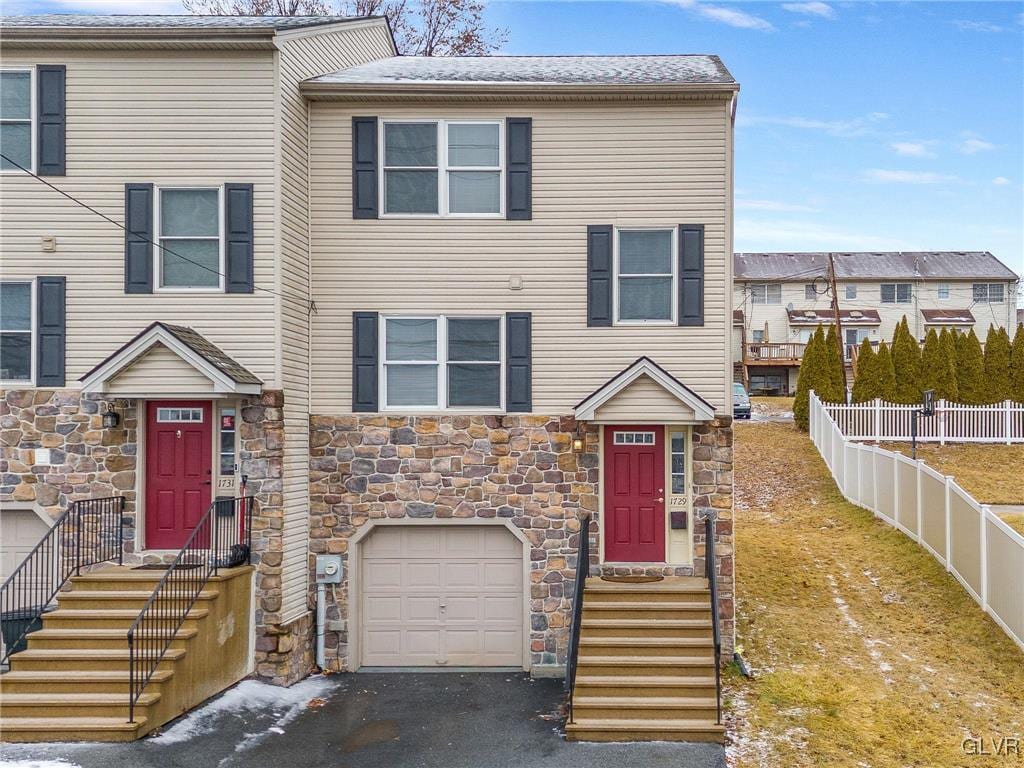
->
[0,672,726,768]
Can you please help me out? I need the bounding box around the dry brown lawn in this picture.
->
[726,421,1024,768]
[1001,513,1024,537]
[875,442,1024,505]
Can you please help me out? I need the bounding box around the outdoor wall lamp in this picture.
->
[102,403,121,429]
[572,437,585,452]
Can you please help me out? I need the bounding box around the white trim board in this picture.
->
[575,357,716,423]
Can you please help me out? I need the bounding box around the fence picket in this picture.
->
[821,397,1024,443]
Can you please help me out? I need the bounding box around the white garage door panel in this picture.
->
[1,510,51,584]
[362,526,524,667]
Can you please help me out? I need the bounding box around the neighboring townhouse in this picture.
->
[0,16,738,745]
[733,251,1021,394]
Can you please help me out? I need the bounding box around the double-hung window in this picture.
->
[881,283,912,304]
[750,283,782,305]
[973,283,1004,303]
[0,281,34,383]
[1,69,34,172]
[615,228,676,324]
[937,283,950,299]
[845,285,857,300]
[382,120,503,217]
[155,187,223,290]
[382,316,503,410]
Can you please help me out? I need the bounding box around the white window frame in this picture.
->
[379,119,505,219]
[973,283,1004,303]
[0,66,36,175]
[613,226,678,326]
[750,283,782,305]
[613,431,656,445]
[937,283,950,299]
[881,282,912,304]
[751,329,765,343]
[0,279,36,386]
[845,284,857,300]
[153,185,225,293]
[379,314,506,412]
[156,407,204,423]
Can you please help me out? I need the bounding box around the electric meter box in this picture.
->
[315,554,343,584]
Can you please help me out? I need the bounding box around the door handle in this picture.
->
[203,480,212,486]
[656,497,664,503]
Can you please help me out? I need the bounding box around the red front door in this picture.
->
[145,400,213,549]
[604,425,666,563]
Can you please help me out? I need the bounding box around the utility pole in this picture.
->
[827,252,845,360]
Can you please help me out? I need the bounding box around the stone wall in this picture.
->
[309,414,600,670]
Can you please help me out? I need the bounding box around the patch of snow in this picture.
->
[0,761,82,768]
[147,675,338,747]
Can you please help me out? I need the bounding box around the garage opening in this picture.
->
[360,525,525,668]
[0,509,50,584]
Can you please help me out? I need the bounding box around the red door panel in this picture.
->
[604,426,666,562]
[146,401,213,550]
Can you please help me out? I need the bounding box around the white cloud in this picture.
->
[735,218,914,251]
[890,142,935,158]
[953,20,1005,33]
[736,199,820,213]
[738,111,888,138]
[960,138,995,155]
[862,169,958,185]
[663,0,775,31]
[781,2,835,19]
[992,177,1012,186]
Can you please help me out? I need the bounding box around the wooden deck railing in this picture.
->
[743,342,806,364]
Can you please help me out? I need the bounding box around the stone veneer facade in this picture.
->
[308,413,735,670]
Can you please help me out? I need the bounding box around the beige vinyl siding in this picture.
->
[309,99,733,415]
[274,23,394,623]
[0,50,278,385]
[593,375,697,423]
[104,343,215,395]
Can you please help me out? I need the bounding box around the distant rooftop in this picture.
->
[0,14,369,31]
[305,55,736,88]
[734,252,1019,282]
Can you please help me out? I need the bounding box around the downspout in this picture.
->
[316,581,327,670]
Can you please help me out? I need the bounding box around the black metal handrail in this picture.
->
[703,509,723,725]
[127,495,254,723]
[0,496,124,664]
[565,512,591,724]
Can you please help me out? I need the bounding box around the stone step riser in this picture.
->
[584,591,711,604]
[0,679,167,696]
[579,644,715,659]
[582,626,713,639]
[26,636,191,652]
[0,702,154,720]
[575,663,717,677]
[0,727,143,744]
[42,615,205,631]
[572,706,719,721]
[582,608,711,621]
[69,578,168,592]
[10,658,179,674]
[565,729,723,743]
[574,684,718,698]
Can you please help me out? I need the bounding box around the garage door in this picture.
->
[361,526,524,667]
[1,509,50,584]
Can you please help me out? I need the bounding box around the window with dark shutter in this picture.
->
[505,313,532,412]
[224,183,254,293]
[506,118,532,220]
[352,312,380,411]
[587,225,613,327]
[352,117,379,219]
[124,183,153,293]
[36,65,66,176]
[36,276,66,386]
[678,224,704,326]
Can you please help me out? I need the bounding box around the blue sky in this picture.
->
[6,0,1024,278]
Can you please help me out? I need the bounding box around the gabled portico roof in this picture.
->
[574,357,716,423]
[79,322,262,396]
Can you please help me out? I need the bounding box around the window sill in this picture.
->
[613,320,678,327]
[378,213,505,220]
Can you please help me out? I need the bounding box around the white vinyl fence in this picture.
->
[824,398,1024,444]
[810,391,1024,652]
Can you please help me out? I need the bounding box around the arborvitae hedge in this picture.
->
[920,327,958,401]
[822,324,847,402]
[875,341,897,401]
[793,325,827,431]
[956,329,988,405]
[851,338,878,403]
[1009,325,1024,403]
[891,316,923,403]
[984,325,1013,402]
[938,328,960,402]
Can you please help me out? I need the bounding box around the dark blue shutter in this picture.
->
[506,117,532,220]
[36,276,66,386]
[352,117,378,219]
[36,65,66,176]
[505,313,532,412]
[225,183,254,293]
[587,225,613,327]
[678,224,704,326]
[353,312,379,412]
[124,183,153,293]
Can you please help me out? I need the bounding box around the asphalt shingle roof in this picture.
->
[306,55,736,87]
[734,252,1019,281]
[160,324,263,385]
[0,14,367,31]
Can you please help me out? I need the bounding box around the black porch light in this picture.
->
[102,403,121,429]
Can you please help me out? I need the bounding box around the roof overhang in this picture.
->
[574,357,716,423]
[922,309,976,325]
[80,324,261,397]
[787,309,882,326]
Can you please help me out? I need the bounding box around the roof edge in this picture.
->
[300,81,740,101]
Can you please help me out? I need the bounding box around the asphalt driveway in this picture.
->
[0,672,725,768]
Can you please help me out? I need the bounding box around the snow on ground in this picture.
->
[0,761,82,768]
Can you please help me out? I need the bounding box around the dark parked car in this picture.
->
[733,382,751,419]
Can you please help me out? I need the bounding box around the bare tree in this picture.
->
[184,0,507,55]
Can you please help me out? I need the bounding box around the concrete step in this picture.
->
[565,717,725,743]
[577,637,715,658]
[582,602,712,621]
[573,675,718,698]
[69,569,174,591]
[26,627,197,651]
[580,618,713,639]
[8,647,186,673]
[0,716,148,743]
[583,581,710,604]
[575,655,716,677]
[572,695,719,721]
[0,669,174,695]
[42,607,209,630]
[0,691,161,719]
[56,589,219,611]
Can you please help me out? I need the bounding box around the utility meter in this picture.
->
[315,554,342,584]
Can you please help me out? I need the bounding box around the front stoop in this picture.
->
[0,565,253,743]
[565,577,725,743]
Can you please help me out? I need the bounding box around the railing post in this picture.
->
[938,400,946,446]
[1005,400,1012,446]
[212,500,220,576]
[980,504,990,610]
[944,476,953,570]
[117,497,125,566]
[74,501,82,576]
[127,628,135,723]
[874,398,881,443]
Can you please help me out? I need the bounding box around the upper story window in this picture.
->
[937,283,950,299]
[381,120,503,217]
[382,315,503,410]
[750,283,782,305]
[615,229,676,324]
[845,285,857,300]
[973,283,1004,303]
[751,329,765,343]
[156,187,223,291]
[881,283,912,304]
[804,284,816,300]
[0,281,34,383]
[1,69,34,173]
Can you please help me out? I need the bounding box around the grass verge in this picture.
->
[877,442,1024,504]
